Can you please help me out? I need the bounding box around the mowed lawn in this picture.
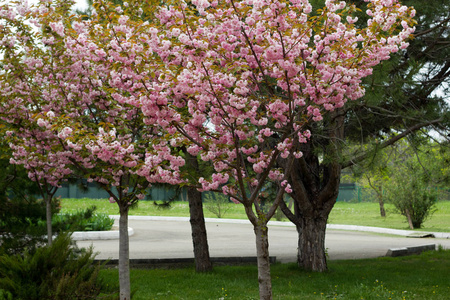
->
[98,249,450,300]
[59,198,450,299]
[60,198,450,232]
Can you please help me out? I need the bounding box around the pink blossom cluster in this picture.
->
[0,0,415,210]
[54,1,186,195]
[138,0,415,205]
[0,0,185,204]
[7,127,73,187]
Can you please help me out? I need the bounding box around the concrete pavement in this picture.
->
[74,216,450,263]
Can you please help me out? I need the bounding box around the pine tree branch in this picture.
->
[342,118,444,169]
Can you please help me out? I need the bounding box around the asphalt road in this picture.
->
[75,218,450,263]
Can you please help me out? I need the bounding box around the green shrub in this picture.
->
[204,193,232,218]
[52,205,114,232]
[385,175,438,229]
[0,289,12,300]
[0,233,117,300]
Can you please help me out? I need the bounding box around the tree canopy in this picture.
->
[0,0,425,299]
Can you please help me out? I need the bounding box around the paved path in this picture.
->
[75,217,450,263]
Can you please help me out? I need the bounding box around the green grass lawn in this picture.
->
[60,198,450,232]
[59,198,450,299]
[99,249,450,299]
[328,201,450,232]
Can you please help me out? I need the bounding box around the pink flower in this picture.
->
[36,118,46,127]
[58,127,73,139]
[49,21,65,37]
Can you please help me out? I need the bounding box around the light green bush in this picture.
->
[204,193,232,218]
[385,174,438,229]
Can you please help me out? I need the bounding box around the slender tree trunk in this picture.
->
[297,216,328,272]
[119,207,131,300]
[372,182,386,217]
[254,223,272,300]
[378,195,386,217]
[45,195,52,246]
[188,187,213,272]
[405,208,414,229]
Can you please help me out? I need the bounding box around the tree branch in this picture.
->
[342,118,443,169]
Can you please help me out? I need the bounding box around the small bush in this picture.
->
[204,193,232,218]
[52,205,114,232]
[0,289,13,300]
[0,233,117,300]
[385,175,438,229]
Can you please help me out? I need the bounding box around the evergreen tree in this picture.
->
[0,146,47,255]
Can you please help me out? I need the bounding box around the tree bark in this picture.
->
[405,208,414,230]
[378,196,386,217]
[278,149,340,272]
[278,111,343,271]
[296,216,328,272]
[254,223,272,300]
[185,150,212,272]
[119,206,131,300]
[188,187,213,272]
[368,178,386,217]
[45,195,53,246]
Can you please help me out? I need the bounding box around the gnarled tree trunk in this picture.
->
[296,216,328,272]
[281,192,336,272]
[279,110,343,272]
